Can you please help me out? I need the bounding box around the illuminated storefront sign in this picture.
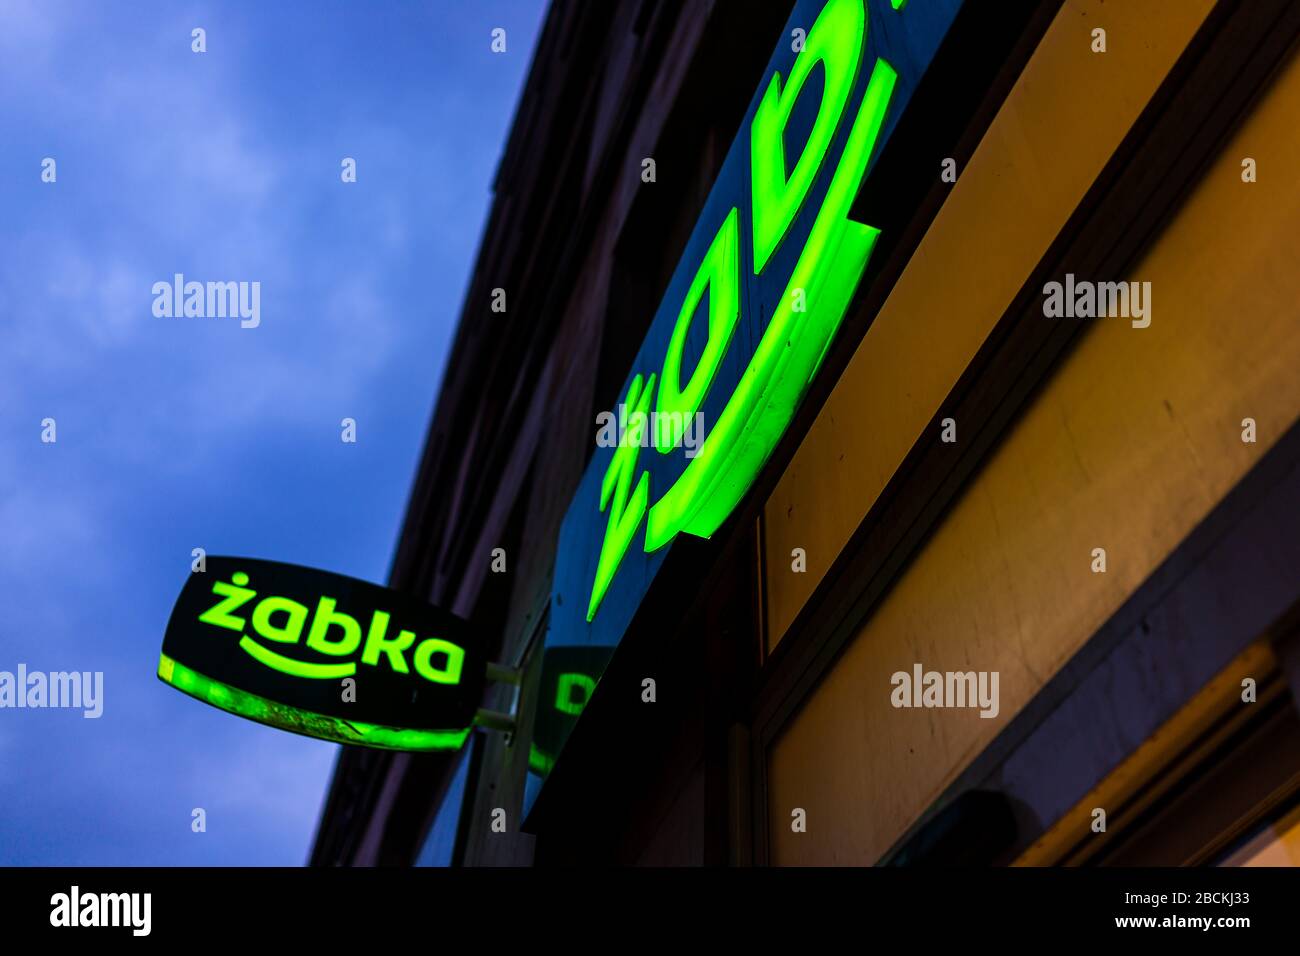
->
[158,556,485,750]
[528,646,616,776]
[538,0,964,780]
[585,0,898,623]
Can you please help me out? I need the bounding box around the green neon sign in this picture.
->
[527,646,613,779]
[196,570,466,684]
[158,654,470,752]
[588,371,657,622]
[159,556,486,750]
[584,0,899,621]
[555,672,597,716]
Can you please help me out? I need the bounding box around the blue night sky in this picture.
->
[0,0,545,865]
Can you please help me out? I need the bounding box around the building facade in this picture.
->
[312,0,1300,866]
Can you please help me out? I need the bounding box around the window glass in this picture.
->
[414,740,474,867]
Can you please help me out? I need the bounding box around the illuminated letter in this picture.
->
[305,597,362,656]
[587,372,656,621]
[655,207,741,453]
[198,572,256,632]
[360,611,416,673]
[647,57,898,550]
[556,672,597,715]
[251,596,309,644]
[413,638,465,685]
[750,0,864,277]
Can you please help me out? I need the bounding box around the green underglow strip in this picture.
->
[645,57,898,551]
[750,0,864,278]
[238,635,357,679]
[158,653,469,752]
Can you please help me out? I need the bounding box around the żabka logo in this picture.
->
[197,570,466,685]
[585,0,901,622]
[159,557,486,751]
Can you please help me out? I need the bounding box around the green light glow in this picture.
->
[645,57,897,551]
[750,0,864,278]
[195,571,467,683]
[412,638,465,684]
[250,596,309,644]
[198,575,257,632]
[529,743,556,776]
[359,610,414,672]
[555,672,596,715]
[587,372,656,622]
[305,596,363,656]
[654,207,741,454]
[157,653,469,751]
[582,0,908,617]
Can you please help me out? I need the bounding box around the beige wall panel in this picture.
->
[763,0,1215,648]
[767,38,1300,865]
